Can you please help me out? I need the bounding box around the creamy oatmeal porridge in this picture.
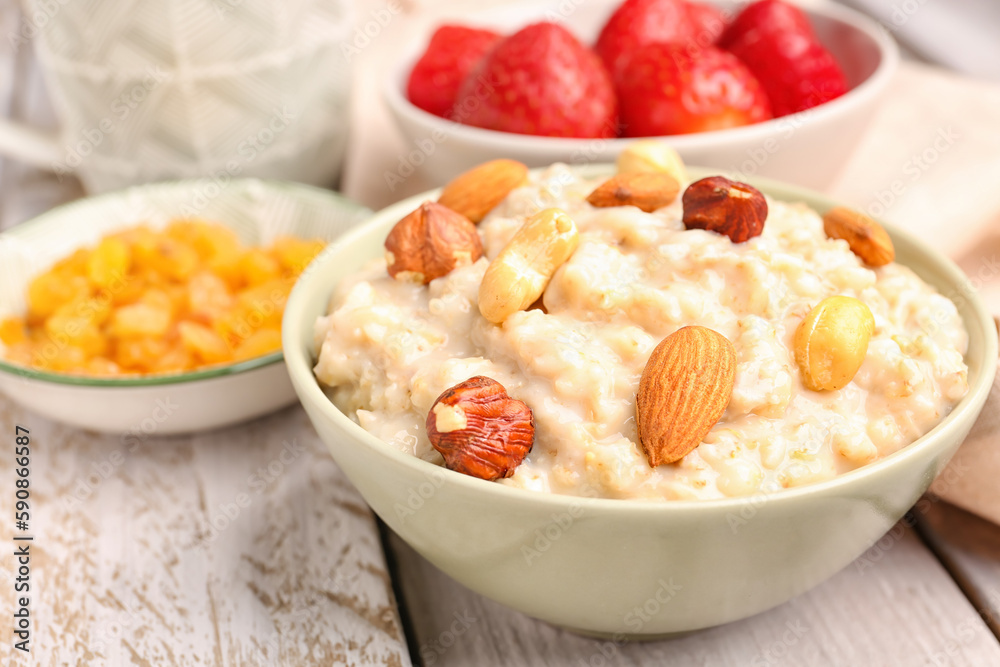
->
[313,161,969,501]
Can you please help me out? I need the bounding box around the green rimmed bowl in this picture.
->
[0,179,368,435]
[284,165,997,637]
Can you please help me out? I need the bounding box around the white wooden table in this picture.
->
[3,1,1000,665]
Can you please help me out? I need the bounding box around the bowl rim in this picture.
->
[383,0,900,152]
[0,177,366,388]
[285,164,997,514]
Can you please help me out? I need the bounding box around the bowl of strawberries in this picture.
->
[385,0,898,189]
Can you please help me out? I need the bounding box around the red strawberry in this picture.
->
[719,0,847,116]
[406,25,501,118]
[687,2,728,44]
[729,34,847,115]
[455,22,617,139]
[717,0,813,49]
[617,43,772,136]
[595,0,699,80]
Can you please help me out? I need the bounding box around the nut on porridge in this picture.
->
[313,150,969,501]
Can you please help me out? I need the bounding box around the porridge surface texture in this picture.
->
[314,165,969,500]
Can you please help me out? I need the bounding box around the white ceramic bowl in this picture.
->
[384,0,898,189]
[0,179,368,434]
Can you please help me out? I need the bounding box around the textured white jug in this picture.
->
[0,0,354,193]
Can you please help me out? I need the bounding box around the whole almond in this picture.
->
[586,172,680,213]
[384,201,483,284]
[822,206,895,267]
[438,159,530,223]
[636,326,736,467]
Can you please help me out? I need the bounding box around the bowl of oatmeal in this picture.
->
[283,154,996,636]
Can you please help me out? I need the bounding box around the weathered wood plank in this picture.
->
[917,500,1000,640]
[387,516,1000,667]
[0,400,411,666]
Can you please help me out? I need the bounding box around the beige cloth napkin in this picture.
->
[931,372,1000,524]
[342,1,1000,523]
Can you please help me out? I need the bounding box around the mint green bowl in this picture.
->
[283,166,996,637]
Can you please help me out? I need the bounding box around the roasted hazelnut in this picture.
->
[681,176,767,243]
[426,376,534,480]
[384,201,483,284]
